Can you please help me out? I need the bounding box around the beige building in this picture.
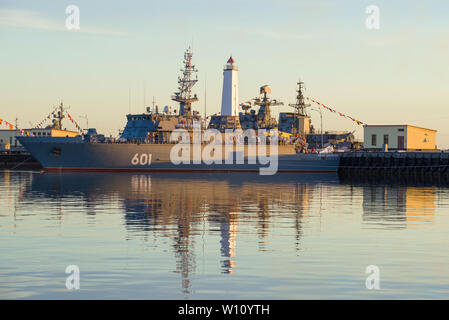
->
[363,125,437,151]
[0,128,79,149]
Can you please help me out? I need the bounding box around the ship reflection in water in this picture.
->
[24,172,328,294]
[1,171,449,299]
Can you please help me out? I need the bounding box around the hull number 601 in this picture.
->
[131,153,152,165]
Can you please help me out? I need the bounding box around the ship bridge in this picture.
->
[120,114,160,142]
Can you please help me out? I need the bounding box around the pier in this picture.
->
[339,151,449,176]
[0,150,40,169]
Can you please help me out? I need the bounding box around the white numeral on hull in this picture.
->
[131,153,152,165]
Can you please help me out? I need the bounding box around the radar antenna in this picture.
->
[252,85,283,129]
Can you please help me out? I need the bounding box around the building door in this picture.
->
[397,136,404,150]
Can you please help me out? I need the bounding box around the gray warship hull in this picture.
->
[17,137,340,173]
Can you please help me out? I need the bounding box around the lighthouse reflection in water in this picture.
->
[1,171,449,299]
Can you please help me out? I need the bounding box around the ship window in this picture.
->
[371,134,377,146]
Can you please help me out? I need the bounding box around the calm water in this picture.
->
[0,170,448,299]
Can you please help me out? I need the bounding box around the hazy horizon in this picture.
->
[1,0,448,147]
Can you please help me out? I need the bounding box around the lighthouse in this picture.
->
[220,56,239,116]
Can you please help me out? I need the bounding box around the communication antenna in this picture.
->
[143,81,147,112]
[79,115,88,130]
[128,88,131,114]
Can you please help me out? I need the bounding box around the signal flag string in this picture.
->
[35,106,59,129]
[0,118,35,136]
[66,112,84,134]
[306,97,367,126]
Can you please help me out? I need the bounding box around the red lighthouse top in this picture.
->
[227,56,235,63]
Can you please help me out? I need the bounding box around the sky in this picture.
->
[0,0,448,147]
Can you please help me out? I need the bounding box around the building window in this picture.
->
[383,134,389,145]
[398,128,404,132]
[371,134,377,146]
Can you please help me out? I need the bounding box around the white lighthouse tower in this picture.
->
[220,56,239,116]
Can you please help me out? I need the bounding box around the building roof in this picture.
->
[364,124,437,132]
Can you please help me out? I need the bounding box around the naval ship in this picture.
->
[17,48,340,174]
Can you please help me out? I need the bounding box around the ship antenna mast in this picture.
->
[288,80,310,117]
[171,47,199,116]
[204,75,207,120]
[52,101,66,130]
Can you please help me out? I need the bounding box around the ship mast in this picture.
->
[52,101,66,130]
[171,47,199,116]
[288,80,310,117]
